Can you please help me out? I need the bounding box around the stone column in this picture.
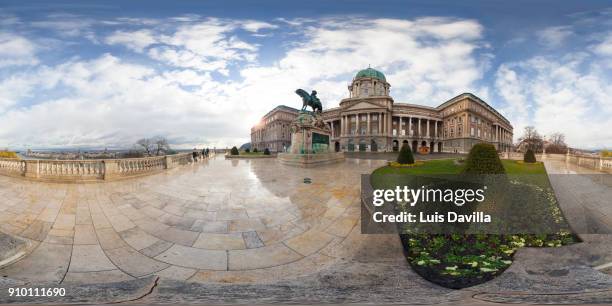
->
[367,113,371,135]
[418,118,421,137]
[435,121,438,139]
[426,119,430,138]
[103,159,120,180]
[408,116,412,136]
[356,114,360,135]
[378,113,382,135]
[24,160,40,179]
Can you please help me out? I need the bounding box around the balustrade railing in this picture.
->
[0,152,205,182]
[500,152,611,173]
[566,154,612,172]
[116,156,166,175]
[38,160,104,180]
[0,158,25,176]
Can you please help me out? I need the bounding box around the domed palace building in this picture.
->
[251,68,513,154]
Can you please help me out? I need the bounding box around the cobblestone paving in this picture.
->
[0,156,610,305]
[0,156,397,285]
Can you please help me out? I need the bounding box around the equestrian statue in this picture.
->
[295,89,323,113]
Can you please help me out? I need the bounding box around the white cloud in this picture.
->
[536,26,573,47]
[494,55,612,149]
[105,29,157,52]
[592,32,612,56]
[0,33,38,68]
[0,16,490,149]
[240,20,278,32]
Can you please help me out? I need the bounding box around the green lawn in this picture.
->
[373,159,545,176]
[240,151,265,155]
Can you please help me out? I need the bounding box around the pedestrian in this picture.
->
[192,148,198,162]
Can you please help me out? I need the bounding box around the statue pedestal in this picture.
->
[278,112,344,167]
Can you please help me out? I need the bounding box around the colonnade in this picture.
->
[327,112,442,139]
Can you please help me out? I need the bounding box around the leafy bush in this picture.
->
[523,149,536,163]
[253,148,258,153]
[397,144,415,164]
[230,146,239,155]
[0,151,18,159]
[264,148,271,155]
[245,148,250,153]
[462,143,505,174]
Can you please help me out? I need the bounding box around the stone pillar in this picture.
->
[378,113,382,135]
[418,118,421,137]
[356,114,360,135]
[426,119,430,138]
[367,113,371,135]
[24,160,40,179]
[103,159,120,180]
[331,121,335,138]
[495,125,499,142]
[408,116,412,136]
[435,121,438,139]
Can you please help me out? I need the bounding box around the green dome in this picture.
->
[355,67,386,81]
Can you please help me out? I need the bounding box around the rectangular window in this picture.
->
[478,128,481,137]
[471,127,475,136]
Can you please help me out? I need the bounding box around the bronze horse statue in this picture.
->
[295,89,323,113]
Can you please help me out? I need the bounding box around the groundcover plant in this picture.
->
[371,145,579,288]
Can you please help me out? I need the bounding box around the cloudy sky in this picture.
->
[0,0,611,150]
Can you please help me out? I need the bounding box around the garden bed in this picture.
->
[370,159,578,289]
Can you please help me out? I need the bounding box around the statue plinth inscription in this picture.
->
[278,89,344,167]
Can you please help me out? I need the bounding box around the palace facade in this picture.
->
[251,68,513,153]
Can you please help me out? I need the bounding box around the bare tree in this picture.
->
[136,138,154,156]
[546,132,568,154]
[518,126,544,152]
[153,136,171,156]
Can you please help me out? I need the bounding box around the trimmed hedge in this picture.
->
[253,148,258,153]
[524,149,536,163]
[263,148,271,155]
[462,143,505,174]
[245,148,250,153]
[230,146,239,155]
[397,144,415,164]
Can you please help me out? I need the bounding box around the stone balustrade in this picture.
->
[499,152,612,173]
[566,154,612,173]
[0,152,207,182]
[0,158,26,177]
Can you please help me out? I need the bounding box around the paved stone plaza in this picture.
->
[0,156,611,304]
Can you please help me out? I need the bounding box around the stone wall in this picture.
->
[0,152,211,183]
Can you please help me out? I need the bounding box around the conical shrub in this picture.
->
[523,149,536,163]
[397,144,415,164]
[230,146,239,155]
[462,143,505,174]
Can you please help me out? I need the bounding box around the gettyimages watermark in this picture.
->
[361,173,612,235]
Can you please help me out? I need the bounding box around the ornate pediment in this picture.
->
[344,101,383,111]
